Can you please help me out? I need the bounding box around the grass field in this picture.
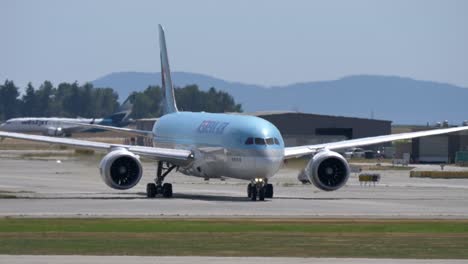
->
[359,165,415,171]
[410,171,468,179]
[0,218,467,258]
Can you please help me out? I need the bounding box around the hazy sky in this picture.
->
[1,0,467,88]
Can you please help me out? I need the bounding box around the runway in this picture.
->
[1,154,468,218]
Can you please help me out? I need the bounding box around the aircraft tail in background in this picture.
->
[101,98,133,126]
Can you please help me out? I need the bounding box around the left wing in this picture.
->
[284,125,468,159]
[0,131,192,166]
[60,121,153,137]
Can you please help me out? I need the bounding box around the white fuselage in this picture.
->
[152,112,285,181]
[0,117,103,135]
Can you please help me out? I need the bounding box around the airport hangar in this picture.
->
[410,128,468,163]
[134,111,392,148]
[131,111,468,163]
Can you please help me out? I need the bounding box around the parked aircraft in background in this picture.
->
[0,100,132,137]
[1,25,468,201]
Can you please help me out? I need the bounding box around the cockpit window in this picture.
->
[255,138,266,145]
[265,138,274,145]
[248,137,280,146]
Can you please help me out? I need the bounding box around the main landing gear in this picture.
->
[147,161,177,198]
[247,178,273,201]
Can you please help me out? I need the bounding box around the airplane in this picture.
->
[0,99,133,137]
[1,25,468,201]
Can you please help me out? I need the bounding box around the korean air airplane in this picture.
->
[1,25,468,201]
[0,99,132,137]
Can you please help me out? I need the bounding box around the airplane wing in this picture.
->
[60,121,153,137]
[284,125,468,159]
[0,131,192,166]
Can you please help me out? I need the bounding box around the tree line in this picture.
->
[129,85,242,118]
[0,80,242,121]
[0,80,119,121]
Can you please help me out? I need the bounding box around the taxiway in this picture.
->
[1,153,467,219]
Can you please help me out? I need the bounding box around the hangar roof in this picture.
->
[135,111,391,124]
[245,111,391,124]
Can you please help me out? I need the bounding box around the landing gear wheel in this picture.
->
[146,183,157,198]
[156,185,163,195]
[247,185,252,198]
[258,186,265,201]
[148,161,177,199]
[265,184,274,198]
[162,183,173,198]
[250,185,257,201]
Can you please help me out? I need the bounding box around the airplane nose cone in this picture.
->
[0,122,14,131]
[255,149,284,178]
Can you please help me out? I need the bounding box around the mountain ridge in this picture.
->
[92,72,468,125]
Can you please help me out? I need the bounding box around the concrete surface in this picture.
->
[1,154,468,218]
[1,256,467,264]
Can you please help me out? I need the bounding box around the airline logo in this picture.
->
[21,120,49,126]
[197,120,229,134]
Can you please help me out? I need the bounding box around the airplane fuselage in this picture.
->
[153,112,285,181]
[0,117,114,135]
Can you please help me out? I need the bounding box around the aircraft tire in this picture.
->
[162,183,173,198]
[265,184,274,198]
[250,185,257,201]
[247,185,252,198]
[146,183,157,198]
[259,186,265,201]
[156,185,163,195]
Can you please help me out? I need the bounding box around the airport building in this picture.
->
[411,129,468,163]
[133,113,468,163]
[134,111,392,148]
[249,111,391,147]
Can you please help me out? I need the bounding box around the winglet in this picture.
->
[159,24,178,114]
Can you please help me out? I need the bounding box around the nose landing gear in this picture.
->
[247,178,274,201]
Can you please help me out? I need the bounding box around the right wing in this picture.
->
[0,131,192,166]
[284,125,468,159]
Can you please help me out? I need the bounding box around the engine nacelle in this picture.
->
[300,150,350,191]
[46,127,64,136]
[99,148,143,190]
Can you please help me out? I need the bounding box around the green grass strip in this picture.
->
[1,218,467,233]
[0,218,467,258]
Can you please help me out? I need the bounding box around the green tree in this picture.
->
[93,88,119,117]
[0,80,20,120]
[55,82,73,116]
[175,85,203,111]
[6,79,239,121]
[35,81,55,116]
[175,85,242,113]
[129,84,242,119]
[21,83,39,116]
[129,86,163,119]
[81,83,94,117]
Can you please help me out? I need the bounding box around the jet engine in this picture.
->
[46,127,64,136]
[99,148,143,190]
[298,150,350,191]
